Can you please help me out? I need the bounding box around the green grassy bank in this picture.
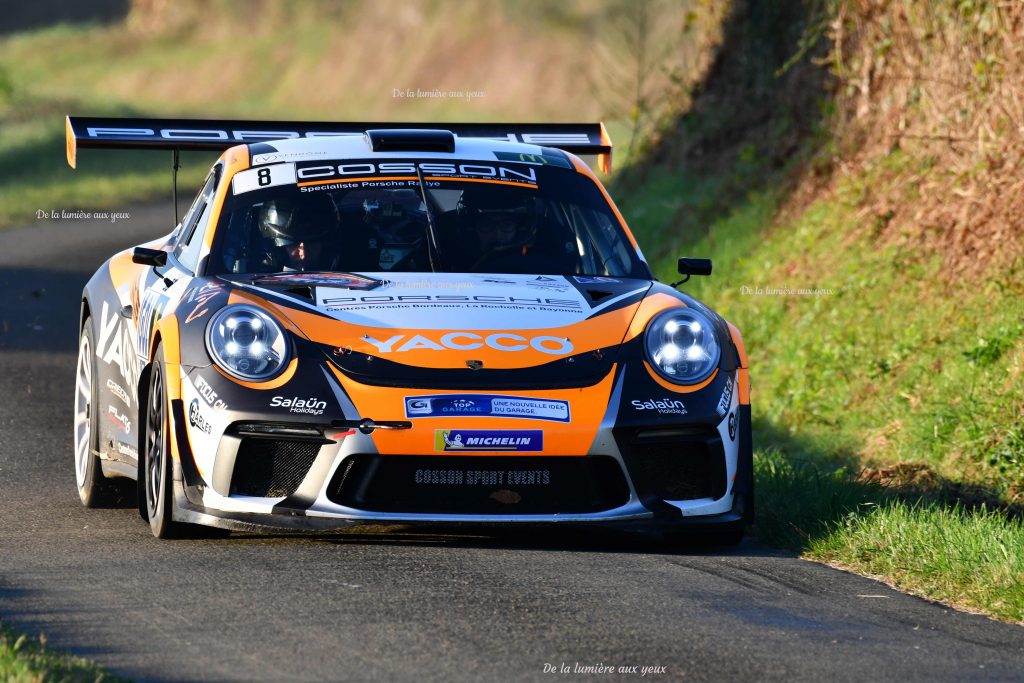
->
[614,0,1024,622]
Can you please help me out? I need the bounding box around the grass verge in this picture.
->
[755,447,1024,623]
[633,159,1024,621]
[0,622,125,682]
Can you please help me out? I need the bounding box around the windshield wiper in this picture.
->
[414,166,443,272]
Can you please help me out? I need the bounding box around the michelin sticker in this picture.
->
[434,429,543,452]
[406,395,570,422]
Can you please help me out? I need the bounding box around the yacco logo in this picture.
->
[406,395,570,422]
[631,398,687,416]
[270,395,327,416]
[97,301,141,401]
[434,429,543,452]
[365,333,573,355]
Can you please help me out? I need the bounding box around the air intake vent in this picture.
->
[365,129,455,153]
[230,438,321,498]
[615,427,727,503]
[327,455,630,514]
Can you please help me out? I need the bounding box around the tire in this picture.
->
[141,344,186,538]
[74,318,117,507]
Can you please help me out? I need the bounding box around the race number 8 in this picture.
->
[231,163,297,195]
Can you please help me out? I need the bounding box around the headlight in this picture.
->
[206,305,289,381]
[644,308,720,384]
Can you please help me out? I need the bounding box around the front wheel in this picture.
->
[141,345,185,538]
[74,319,116,507]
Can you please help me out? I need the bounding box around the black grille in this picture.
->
[615,427,727,503]
[230,438,321,497]
[327,455,630,514]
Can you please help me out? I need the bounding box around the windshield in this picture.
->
[208,157,647,278]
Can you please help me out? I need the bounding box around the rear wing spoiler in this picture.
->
[65,116,614,172]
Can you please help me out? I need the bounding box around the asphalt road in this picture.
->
[1,207,1023,683]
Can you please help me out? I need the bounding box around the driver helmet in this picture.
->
[258,194,338,247]
[457,188,537,251]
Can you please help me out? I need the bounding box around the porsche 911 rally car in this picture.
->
[67,117,752,541]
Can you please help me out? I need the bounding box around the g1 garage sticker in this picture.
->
[434,429,543,452]
[406,395,570,422]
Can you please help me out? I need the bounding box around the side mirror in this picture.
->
[132,247,168,267]
[671,257,712,288]
[677,257,712,277]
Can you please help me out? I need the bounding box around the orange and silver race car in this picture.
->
[67,117,752,541]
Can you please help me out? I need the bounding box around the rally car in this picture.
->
[67,117,752,541]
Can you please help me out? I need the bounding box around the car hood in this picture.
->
[229,272,656,384]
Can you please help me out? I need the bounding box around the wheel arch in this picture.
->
[80,297,92,332]
[135,325,161,460]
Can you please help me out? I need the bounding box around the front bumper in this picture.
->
[171,480,746,534]
[171,366,752,533]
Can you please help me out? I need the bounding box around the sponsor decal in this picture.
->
[406,398,434,415]
[98,301,141,400]
[434,429,543,452]
[107,405,131,433]
[232,163,298,194]
[728,412,737,441]
[294,161,538,186]
[716,376,734,417]
[573,276,620,284]
[270,395,327,416]
[252,151,327,165]
[183,282,225,325]
[134,287,169,354]
[405,395,570,422]
[365,333,573,355]
[631,398,688,416]
[187,399,213,434]
[194,375,227,411]
[526,282,570,292]
[83,126,594,147]
[253,272,379,289]
[493,151,572,168]
[106,378,131,406]
[116,441,139,459]
[413,468,551,486]
[320,294,581,310]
